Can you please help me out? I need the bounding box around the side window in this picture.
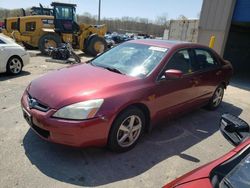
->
[194,49,218,71]
[165,50,192,74]
[0,39,6,44]
[26,22,36,32]
[11,22,18,30]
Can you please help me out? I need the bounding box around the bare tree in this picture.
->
[178,15,188,20]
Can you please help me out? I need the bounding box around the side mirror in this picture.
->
[164,69,183,79]
[220,114,250,146]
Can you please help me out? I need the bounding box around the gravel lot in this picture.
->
[0,53,249,188]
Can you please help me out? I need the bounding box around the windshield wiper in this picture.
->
[101,66,125,75]
[90,63,125,75]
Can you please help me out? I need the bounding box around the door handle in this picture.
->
[189,78,199,86]
[216,70,222,76]
[190,78,199,86]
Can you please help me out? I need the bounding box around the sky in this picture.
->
[0,0,203,21]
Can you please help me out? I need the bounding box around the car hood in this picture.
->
[28,63,139,109]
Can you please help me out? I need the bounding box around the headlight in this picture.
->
[53,99,104,120]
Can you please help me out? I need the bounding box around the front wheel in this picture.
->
[207,85,224,110]
[108,107,145,152]
[6,56,23,75]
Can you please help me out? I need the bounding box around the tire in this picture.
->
[6,56,23,75]
[86,36,107,56]
[108,107,145,152]
[83,47,90,55]
[38,34,61,54]
[206,85,224,110]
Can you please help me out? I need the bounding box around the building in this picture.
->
[163,19,199,42]
[198,0,250,75]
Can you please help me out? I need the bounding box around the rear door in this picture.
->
[191,48,224,101]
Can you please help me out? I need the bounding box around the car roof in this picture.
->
[128,39,208,49]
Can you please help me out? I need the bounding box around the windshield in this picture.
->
[220,153,250,188]
[91,42,168,78]
[55,6,73,20]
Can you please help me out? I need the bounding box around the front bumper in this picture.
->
[21,53,30,67]
[21,92,111,147]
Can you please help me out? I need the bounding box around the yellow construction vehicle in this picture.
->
[3,2,107,56]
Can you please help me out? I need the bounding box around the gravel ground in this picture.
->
[0,54,249,188]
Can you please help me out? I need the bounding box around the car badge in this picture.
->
[28,98,37,109]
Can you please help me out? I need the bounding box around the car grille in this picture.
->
[27,94,50,112]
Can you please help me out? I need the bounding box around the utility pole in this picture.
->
[98,0,101,24]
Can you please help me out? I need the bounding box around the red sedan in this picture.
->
[21,39,233,152]
[164,114,250,188]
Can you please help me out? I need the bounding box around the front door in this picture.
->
[152,49,201,120]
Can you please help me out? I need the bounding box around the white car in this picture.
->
[0,34,30,75]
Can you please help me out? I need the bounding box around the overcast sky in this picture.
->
[0,0,203,20]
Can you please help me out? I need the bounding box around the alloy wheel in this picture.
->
[212,87,224,107]
[9,58,22,74]
[117,115,142,147]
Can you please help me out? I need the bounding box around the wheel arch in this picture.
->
[220,81,228,89]
[6,55,23,74]
[111,102,152,133]
[7,55,23,68]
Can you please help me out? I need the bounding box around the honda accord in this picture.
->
[21,39,233,152]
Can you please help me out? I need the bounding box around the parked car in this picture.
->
[0,21,4,33]
[0,34,30,75]
[21,39,233,152]
[164,114,250,188]
[104,35,115,48]
[108,34,132,45]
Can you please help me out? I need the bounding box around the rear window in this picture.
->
[194,49,218,70]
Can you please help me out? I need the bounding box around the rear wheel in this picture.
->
[38,34,61,54]
[108,107,145,152]
[86,36,107,56]
[207,85,224,110]
[6,56,23,75]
